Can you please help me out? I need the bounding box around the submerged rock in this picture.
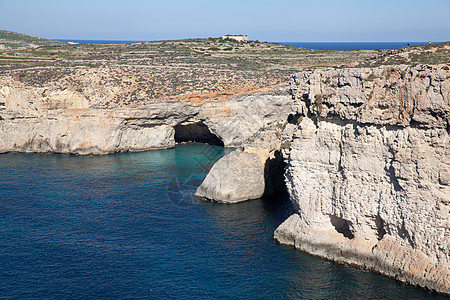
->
[195,150,265,203]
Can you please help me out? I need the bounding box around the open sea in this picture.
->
[56,39,438,50]
[0,144,445,299]
[279,41,435,50]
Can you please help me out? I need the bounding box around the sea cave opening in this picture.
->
[174,121,224,146]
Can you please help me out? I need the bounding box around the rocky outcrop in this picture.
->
[0,105,180,154]
[195,146,287,203]
[275,64,450,294]
[194,100,293,203]
[195,150,265,203]
[0,76,292,154]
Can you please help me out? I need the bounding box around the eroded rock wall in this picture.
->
[0,76,292,154]
[275,64,450,294]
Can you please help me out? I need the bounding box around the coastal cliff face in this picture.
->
[275,64,450,294]
[0,74,292,154]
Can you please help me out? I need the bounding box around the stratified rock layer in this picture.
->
[0,77,292,154]
[275,64,450,294]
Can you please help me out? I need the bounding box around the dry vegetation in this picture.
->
[356,41,450,67]
[0,30,65,49]
[1,32,448,108]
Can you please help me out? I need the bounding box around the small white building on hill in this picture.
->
[221,35,248,42]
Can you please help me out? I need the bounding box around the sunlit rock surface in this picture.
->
[275,64,450,294]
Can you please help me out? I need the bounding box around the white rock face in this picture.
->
[201,93,293,147]
[0,109,176,155]
[0,77,292,154]
[275,65,450,294]
[118,125,175,152]
[195,150,265,203]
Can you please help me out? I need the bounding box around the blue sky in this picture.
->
[0,0,448,42]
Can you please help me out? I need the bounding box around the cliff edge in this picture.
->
[275,64,450,294]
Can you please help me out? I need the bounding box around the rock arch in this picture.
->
[174,120,224,146]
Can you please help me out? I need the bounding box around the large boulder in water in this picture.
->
[195,150,265,203]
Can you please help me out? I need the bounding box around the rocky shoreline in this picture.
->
[273,64,449,295]
[194,64,449,294]
[1,37,449,294]
[0,76,293,154]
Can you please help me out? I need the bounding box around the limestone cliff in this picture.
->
[0,75,292,154]
[275,64,450,294]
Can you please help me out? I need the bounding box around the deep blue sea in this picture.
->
[0,144,444,299]
[55,39,438,50]
[279,41,435,50]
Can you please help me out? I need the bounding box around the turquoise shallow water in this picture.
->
[0,144,445,299]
